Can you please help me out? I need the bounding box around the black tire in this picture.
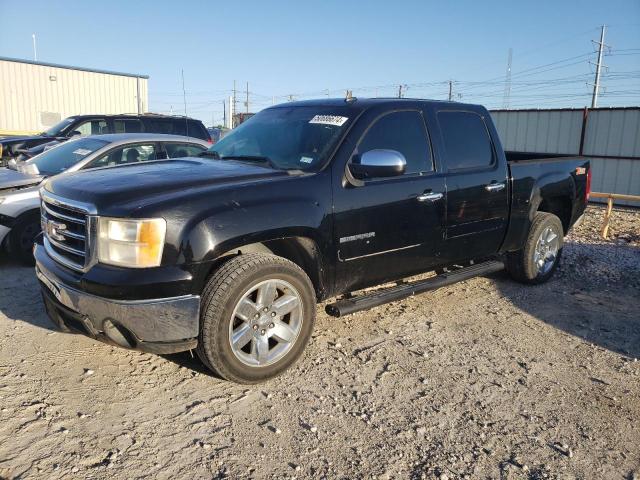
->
[506,211,564,284]
[196,253,316,384]
[9,212,41,265]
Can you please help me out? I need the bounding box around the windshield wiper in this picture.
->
[220,155,277,169]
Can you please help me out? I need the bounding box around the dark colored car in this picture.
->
[35,98,591,384]
[0,114,211,165]
[0,134,209,262]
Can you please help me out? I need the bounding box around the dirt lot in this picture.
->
[0,205,638,480]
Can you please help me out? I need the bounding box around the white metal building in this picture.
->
[0,56,148,135]
[490,107,640,206]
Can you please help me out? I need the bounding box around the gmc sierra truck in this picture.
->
[34,98,591,384]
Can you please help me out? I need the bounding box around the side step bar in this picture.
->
[325,259,505,317]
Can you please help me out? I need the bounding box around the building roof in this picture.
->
[0,56,149,79]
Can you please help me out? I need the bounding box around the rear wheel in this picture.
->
[9,212,41,265]
[197,253,316,383]
[507,211,563,284]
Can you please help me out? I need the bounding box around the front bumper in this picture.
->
[36,250,200,355]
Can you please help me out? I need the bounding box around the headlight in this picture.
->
[97,217,166,268]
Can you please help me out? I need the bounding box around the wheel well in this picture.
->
[538,196,571,233]
[200,236,325,299]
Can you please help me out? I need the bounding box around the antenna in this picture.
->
[32,33,37,61]
[502,48,513,108]
[181,69,189,138]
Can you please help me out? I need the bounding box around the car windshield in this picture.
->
[205,106,353,171]
[20,138,109,176]
[43,117,76,136]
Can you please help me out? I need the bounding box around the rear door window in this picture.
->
[164,143,206,158]
[114,119,143,133]
[144,119,174,135]
[437,111,494,170]
[187,120,210,140]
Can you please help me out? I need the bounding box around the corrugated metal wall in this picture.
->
[0,58,148,133]
[490,107,640,206]
[491,109,584,154]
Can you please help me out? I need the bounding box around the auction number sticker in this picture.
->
[309,115,348,127]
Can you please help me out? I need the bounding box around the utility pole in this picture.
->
[448,80,453,101]
[223,100,226,128]
[502,48,513,109]
[591,25,608,108]
[181,69,189,137]
[398,84,403,98]
[32,33,37,61]
[232,80,237,126]
[245,81,249,113]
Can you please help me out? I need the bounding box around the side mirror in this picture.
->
[348,149,406,180]
[68,130,81,138]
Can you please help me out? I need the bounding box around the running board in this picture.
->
[325,260,505,317]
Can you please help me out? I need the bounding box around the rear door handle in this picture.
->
[417,192,444,202]
[485,183,505,192]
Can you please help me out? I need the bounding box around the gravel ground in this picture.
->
[0,205,638,480]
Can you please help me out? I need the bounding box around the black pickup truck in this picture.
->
[34,98,591,383]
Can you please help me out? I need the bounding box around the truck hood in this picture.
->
[0,135,46,145]
[0,167,43,192]
[45,157,292,212]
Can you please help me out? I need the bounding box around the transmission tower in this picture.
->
[590,25,609,108]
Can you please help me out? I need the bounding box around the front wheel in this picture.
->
[196,253,316,383]
[506,211,564,284]
[9,212,41,265]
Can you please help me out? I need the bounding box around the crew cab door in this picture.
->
[332,109,446,293]
[434,108,509,262]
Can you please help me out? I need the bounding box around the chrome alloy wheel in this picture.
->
[533,226,559,275]
[228,279,303,367]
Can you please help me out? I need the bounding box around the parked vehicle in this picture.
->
[0,114,211,165]
[0,134,208,262]
[35,98,591,383]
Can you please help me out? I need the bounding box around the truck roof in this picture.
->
[271,97,482,112]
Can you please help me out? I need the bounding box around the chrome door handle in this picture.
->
[417,192,443,202]
[485,183,505,192]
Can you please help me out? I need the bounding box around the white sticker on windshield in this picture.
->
[309,115,348,127]
[300,156,313,164]
[72,148,92,156]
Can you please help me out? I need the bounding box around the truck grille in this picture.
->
[41,192,95,272]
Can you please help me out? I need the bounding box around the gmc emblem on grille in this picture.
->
[46,219,67,242]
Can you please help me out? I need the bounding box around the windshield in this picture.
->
[43,117,76,136]
[21,138,109,176]
[206,106,352,171]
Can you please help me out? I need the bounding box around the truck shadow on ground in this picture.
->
[491,243,640,359]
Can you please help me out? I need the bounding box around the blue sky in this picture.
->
[1,0,639,125]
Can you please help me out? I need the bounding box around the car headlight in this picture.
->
[97,217,166,268]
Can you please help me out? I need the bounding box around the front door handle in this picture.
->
[417,192,444,202]
[485,182,505,192]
